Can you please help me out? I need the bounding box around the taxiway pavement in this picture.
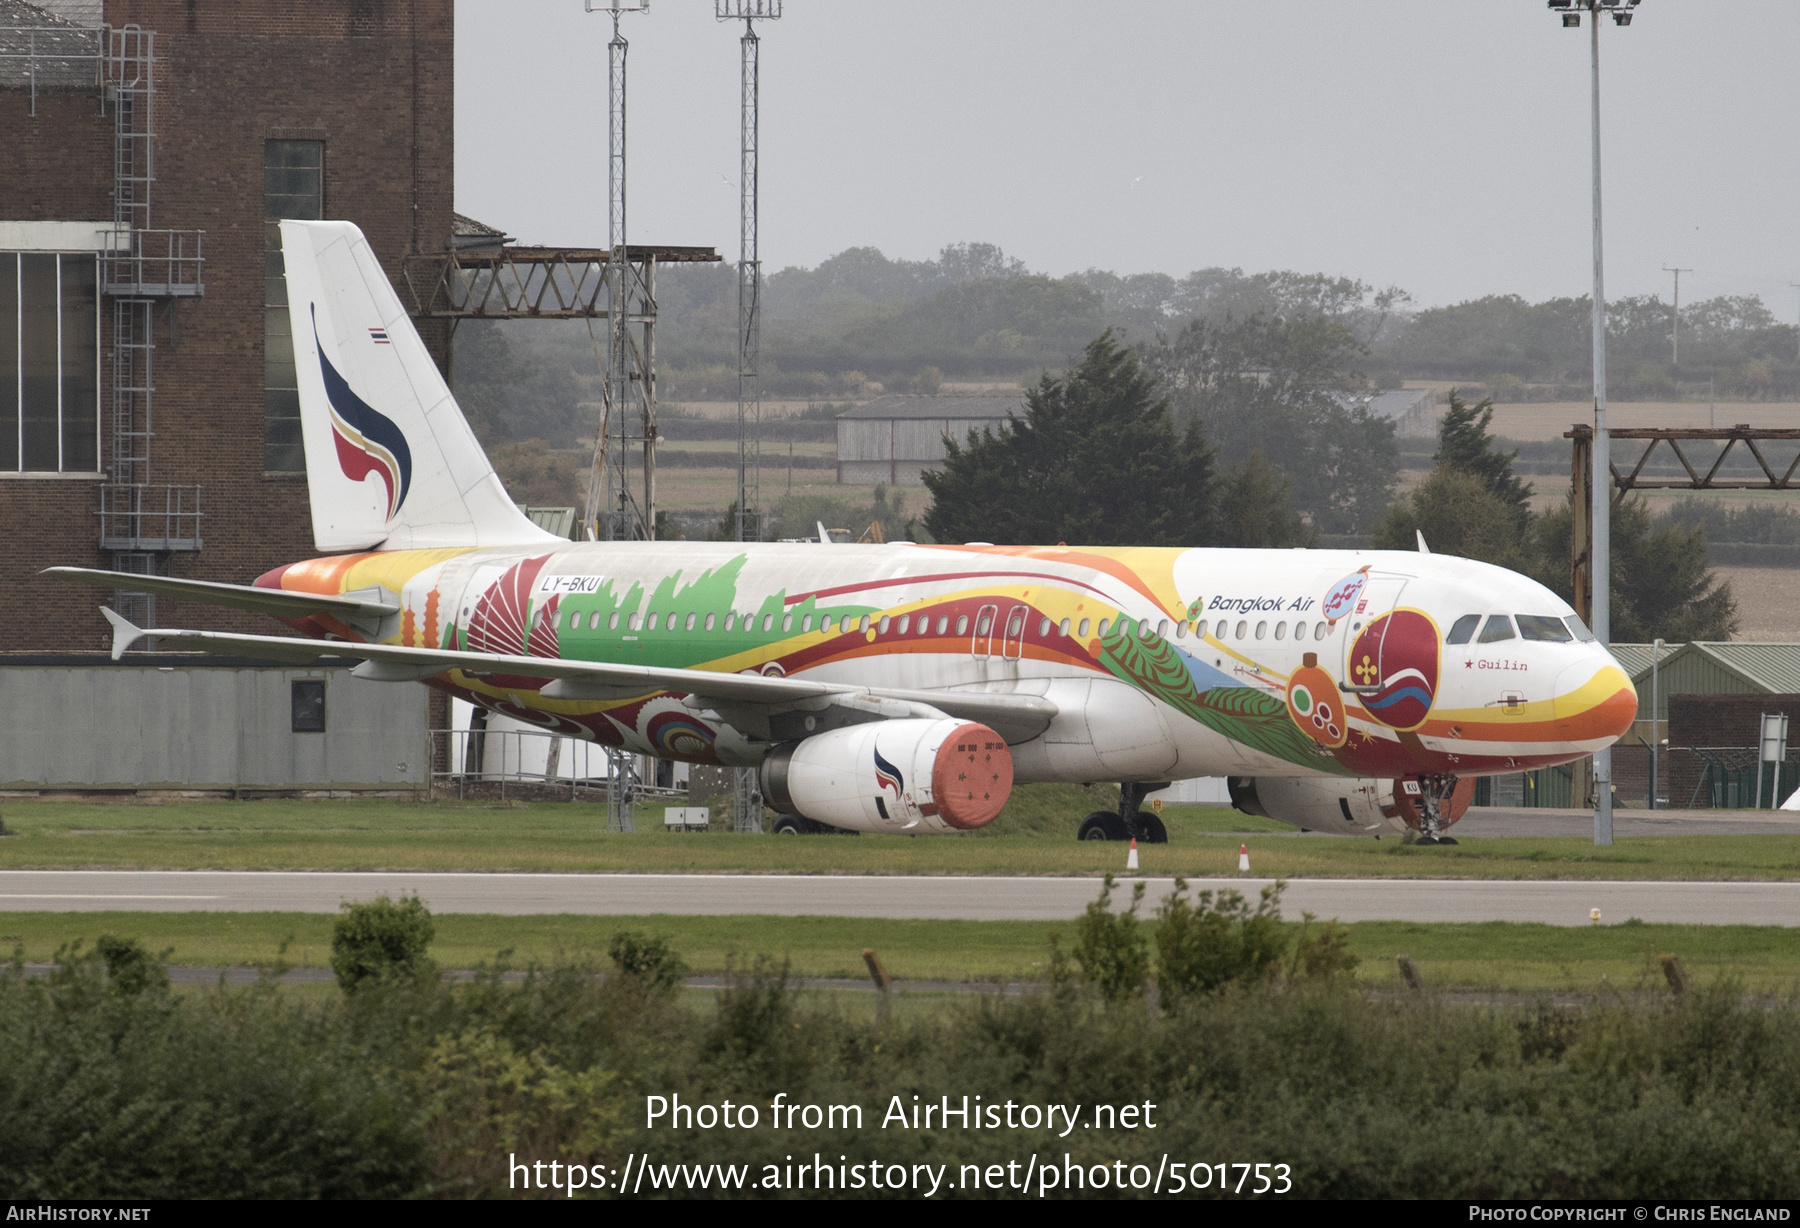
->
[0,870,1795,926]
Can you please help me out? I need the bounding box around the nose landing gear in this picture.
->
[1412,774,1461,846]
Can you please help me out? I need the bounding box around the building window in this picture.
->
[265,139,323,473]
[291,678,327,732]
[0,252,98,473]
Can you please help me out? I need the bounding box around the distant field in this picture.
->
[9,909,1800,991]
[3,794,1799,879]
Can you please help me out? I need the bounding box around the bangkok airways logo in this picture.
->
[313,304,413,521]
[872,745,904,801]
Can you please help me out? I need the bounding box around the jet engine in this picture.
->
[1227,775,1473,837]
[760,718,1013,834]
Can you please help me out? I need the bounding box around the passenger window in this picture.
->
[627,612,641,631]
[762,614,775,632]
[646,610,658,629]
[1564,614,1596,643]
[1059,617,1071,636]
[608,611,621,631]
[1314,622,1329,641]
[1077,618,1089,637]
[1098,619,1111,637]
[1517,614,1573,643]
[1446,614,1480,645]
[978,615,993,635]
[820,614,834,633]
[1291,621,1305,640]
[1254,621,1267,640]
[937,616,949,634]
[918,618,930,636]
[897,615,910,634]
[802,614,814,633]
[685,613,697,631]
[1007,613,1024,636]
[878,616,891,634]
[705,613,717,631]
[955,615,968,635]
[859,615,871,633]
[1236,620,1247,640]
[1039,617,1051,637]
[1174,621,1186,639]
[723,613,736,632]
[667,613,679,631]
[1157,619,1169,638]
[1195,619,1208,637]
[1477,615,1516,644]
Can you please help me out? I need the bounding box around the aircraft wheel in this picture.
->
[1078,811,1128,841]
[773,815,807,835]
[1435,836,1459,845]
[1414,835,1442,846]
[1136,814,1169,844]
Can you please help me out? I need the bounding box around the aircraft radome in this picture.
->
[49,221,1637,843]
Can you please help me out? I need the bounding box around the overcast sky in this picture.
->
[455,1,1800,314]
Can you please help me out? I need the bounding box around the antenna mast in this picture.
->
[718,1,781,544]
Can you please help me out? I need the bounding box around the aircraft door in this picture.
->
[1340,573,1410,689]
[1001,604,1030,661]
[971,604,999,659]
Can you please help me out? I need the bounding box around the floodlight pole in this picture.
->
[1790,283,1800,362]
[1556,0,1639,845]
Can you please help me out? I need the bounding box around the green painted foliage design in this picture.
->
[1098,627,1349,774]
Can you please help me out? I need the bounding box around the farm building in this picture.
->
[835,393,1021,485]
[1330,388,1439,439]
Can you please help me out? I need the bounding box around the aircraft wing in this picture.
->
[45,567,399,621]
[98,610,1058,743]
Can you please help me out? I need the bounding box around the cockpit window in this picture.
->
[1564,614,1596,643]
[1517,614,1574,643]
[1446,614,1481,645]
[1476,614,1516,644]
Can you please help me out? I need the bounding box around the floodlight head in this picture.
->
[1612,10,1632,23]
[1546,0,1572,7]
[1562,11,1581,25]
[715,0,782,19]
[586,0,649,12]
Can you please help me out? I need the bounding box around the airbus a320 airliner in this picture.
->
[50,221,1636,843]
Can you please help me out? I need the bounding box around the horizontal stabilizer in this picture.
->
[100,606,144,661]
[44,567,399,621]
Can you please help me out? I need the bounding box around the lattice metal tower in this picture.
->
[718,1,781,833]
[586,0,652,832]
[583,0,654,551]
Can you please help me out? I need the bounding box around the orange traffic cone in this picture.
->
[1238,843,1250,873]
[1126,838,1139,871]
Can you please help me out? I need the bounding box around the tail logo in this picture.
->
[873,745,904,800]
[313,304,413,521]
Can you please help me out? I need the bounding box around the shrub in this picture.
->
[1073,874,1150,1003]
[606,931,685,993]
[1153,877,1289,1002]
[332,894,436,990]
[93,935,168,997]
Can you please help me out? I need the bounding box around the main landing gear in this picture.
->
[1076,781,1170,843]
[1412,774,1460,846]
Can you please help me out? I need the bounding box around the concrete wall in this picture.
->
[836,417,1008,484]
[0,662,433,789]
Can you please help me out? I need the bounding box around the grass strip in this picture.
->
[8,910,1800,992]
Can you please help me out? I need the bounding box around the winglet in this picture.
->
[1416,530,1431,555]
[817,520,832,545]
[100,606,146,660]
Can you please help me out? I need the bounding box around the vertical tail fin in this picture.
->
[280,219,561,552]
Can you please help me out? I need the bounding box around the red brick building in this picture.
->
[1,0,453,651]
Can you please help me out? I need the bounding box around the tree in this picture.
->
[1144,313,1395,534]
[1218,451,1314,548]
[1435,389,1531,530]
[1529,498,1738,643]
[923,331,1216,547]
[1372,469,1527,568]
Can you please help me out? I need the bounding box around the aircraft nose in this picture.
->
[1553,655,1638,745]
